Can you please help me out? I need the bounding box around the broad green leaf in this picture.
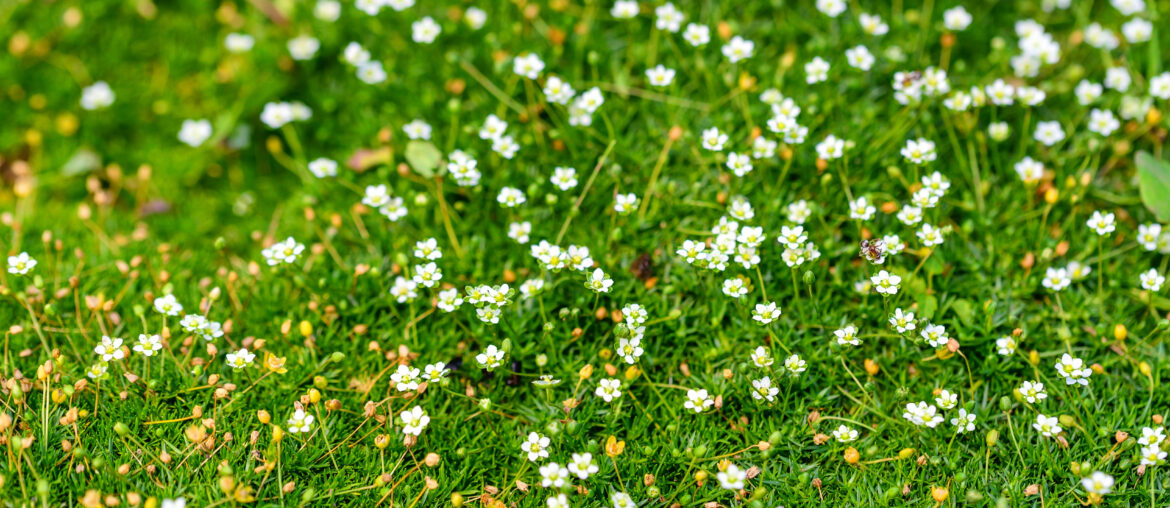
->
[1135,151,1170,221]
[405,140,442,178]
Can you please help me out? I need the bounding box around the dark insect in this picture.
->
[629,252,655,281]
[900,71,922,88]
[860,239,885,262]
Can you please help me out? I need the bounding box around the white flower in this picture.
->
[835,325,860,346]
[1055,353,1092,386]
[1033,414,1061,437]
[225,33,254,53]
[1081,471,1114,495]
[390,276,418,303]
[1042,267,1071,291]
[752,302,781,324]
[682,23,710,46]
[539,462,570,488]
[133,334,162,357]
[722,36,754,63]
[1086,210,1116,236]
[1140,426,1166,446]
[816,0,846,17]
[614,193,639,214]
[356,61,387,84]
[261,236,304,266]
[568,452,599,479]
[308,158,338,178]
[849,197,875,221]
[944,6,972,31]
[996,336,1017,356]
[178,119,213,147]
[1151,72,1170,99]
[611,0,638,18]
[7,252,36,275]
[94,336,125,362]
[476,345,506,371]
[920,323,949,348]
[508,222,531,244]
[617,337,644,364]
[391,364,421,392]
[403,119,431,140]
[1141,445,1167,465]
[845,45,875,71]
[832,425,858,443]
[654,2,684,32]
[287,409,314,433]
[497,187,526,208]
[1087,109,1120,136]
[586,268,613,293]
[716,464,747,490]
[816,135,845,160]
[985,79,1015,106]
[722,278,748,298]
[935,389,958,409]
[902,402,944,427]
[1140,268,1165,291]
[287,36,320,60]
[464,7,487,29]
[1122,18,1152,43]
[1105,66,1131,92]
[950,409,976,433]
[784,354,807,375]
[1033,121,1065,146]
[225,348,255,369]
[595,378,622,402]
[889,308,916,334]
[1019,381,1047,403]
[314,0,340,20]
[646,64,675,86]
[751,376,778,402]
[805,57,830,84]
[153,294,183,316]
[399,405,430,435]
[521,432,550,462]
[1014,157,1045,184]
[513,53,545,79]
[701,127,728,151]
[411,16,441,44]
[901,138,936,164]
[917,223,944,247]
[859,13,889,35]
[871,270,901,296]
[683,389,714,413]
[80,81,115,110]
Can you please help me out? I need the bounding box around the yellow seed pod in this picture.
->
[624,365,641,381]
[898,448,916,460]
[257,410,271,424]
[272,425,285,443]
[844,447,860,464]
[308,389,321,403]
[299,321,313,337]
[1028,350,1040,366]
[1113,324,1127,341]
[1140,362,1152,376]
[1044,188,1059,204]
[931,486,949,502]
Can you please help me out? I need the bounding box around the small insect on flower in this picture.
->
[568,452,599,479]
[717,463,747,490]
[287,409,315,433]
[133,334,162,357]
[95,336,125,362]
[7,252,37,275]
[521,432,550,462]
[399,405,430,436]
[832,425,859,443]
[225,348,255,369]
